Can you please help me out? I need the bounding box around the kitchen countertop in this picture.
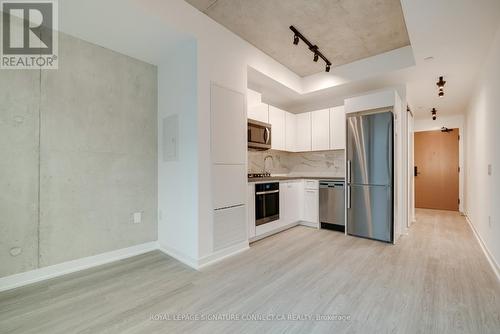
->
[248,176,345,183]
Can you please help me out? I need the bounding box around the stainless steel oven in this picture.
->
[248,119,271,150]
[255,182,279,226]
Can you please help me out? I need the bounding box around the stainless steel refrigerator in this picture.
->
[346,110,394,243]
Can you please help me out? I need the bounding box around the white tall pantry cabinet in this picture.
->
[211,84,247,251]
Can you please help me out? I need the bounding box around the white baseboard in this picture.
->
[0,238,251,292]
[158,241,249,270]
[0,241,158,292]
[464,214,500,282]
[299,221,320,229]
[250,222,299,242]
[157,243,199,269]
[198,241,249,269]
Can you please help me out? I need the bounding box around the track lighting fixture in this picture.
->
[289,25,332,73]
[436,76,446,97]
[431,108,437,120]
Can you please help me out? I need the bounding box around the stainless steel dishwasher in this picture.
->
[319,180,345,232]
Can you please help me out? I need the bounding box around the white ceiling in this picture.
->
[185,0,410,76]
[247,0,500,119]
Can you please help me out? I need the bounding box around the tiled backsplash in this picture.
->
[248,149,345,177]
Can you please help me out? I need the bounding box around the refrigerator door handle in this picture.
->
[347,160,352,184]
[347,185,351,209]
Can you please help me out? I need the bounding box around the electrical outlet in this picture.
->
[133,212,142,224]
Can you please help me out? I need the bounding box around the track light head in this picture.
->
[431,108,437,120]
[293,35,299,45]
[436,76,446,88]
[436,76,446,97]
[325,64,331,72]
[313,53,319,62]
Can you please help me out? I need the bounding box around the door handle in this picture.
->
[256,190,279,195]
[347,185,351,209]
[347,160,351,183]
[264,128,270,144]
[414,166,420,177]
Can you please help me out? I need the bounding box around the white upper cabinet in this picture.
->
[285,111,296,152]
[246,88,269,123]
[247,88,261,108]
[268,105,286,151]
[330,106,346,150]
[295,112,312,152]
[311,109,330,151]
[248,103,268,123]
[211,84,246,164]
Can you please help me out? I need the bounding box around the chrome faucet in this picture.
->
[263,155,274,174]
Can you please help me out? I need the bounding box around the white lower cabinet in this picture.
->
[282,181,302,224]
[302,180,319,227]
[248,179,313,240]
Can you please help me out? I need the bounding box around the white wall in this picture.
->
[140,0,306,261]
[157,40,199,263]
[414,115,465,212]
[464,24,500,273]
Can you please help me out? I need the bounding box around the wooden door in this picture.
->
[414,129,459,211]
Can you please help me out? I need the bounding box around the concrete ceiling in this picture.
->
[247,0,500,120]
[185,0,410,76]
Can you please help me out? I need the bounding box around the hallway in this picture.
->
[0,210,499,333]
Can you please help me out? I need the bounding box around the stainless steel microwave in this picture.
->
[248,119,272,150]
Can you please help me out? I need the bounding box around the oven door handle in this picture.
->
[256,190,279,195]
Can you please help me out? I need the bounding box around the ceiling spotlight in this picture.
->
[293,35,299,45]
[325,64,331,72]
[436,76,446,97]
[431,108,437,120]
[313,53,319,62]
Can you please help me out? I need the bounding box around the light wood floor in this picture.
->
[1,209,499,333]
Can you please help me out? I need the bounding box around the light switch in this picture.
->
[133,212,142,224]
[488,164,492,176]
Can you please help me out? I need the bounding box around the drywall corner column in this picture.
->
[157,39,199,262]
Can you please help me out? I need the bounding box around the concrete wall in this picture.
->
[0,32,157,277]
[0,71,40,276]
[464,24,500,272]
